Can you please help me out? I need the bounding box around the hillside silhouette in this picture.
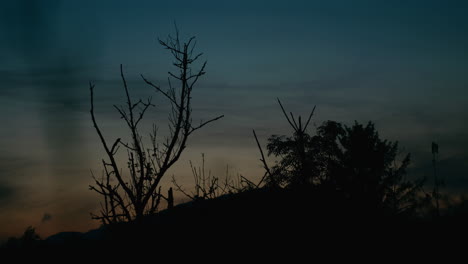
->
[3,186,468,250]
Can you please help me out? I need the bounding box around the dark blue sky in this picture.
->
[1,0,468,239]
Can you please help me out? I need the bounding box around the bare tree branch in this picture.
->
[140,75,181,108]
[89,27,222,223]
[90,82,136,206]
[253,130,273,187]
[277,98,297,131]
[303,105,316,131]
[190,115,224,134]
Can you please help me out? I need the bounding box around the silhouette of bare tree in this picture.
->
[89,27,223,224]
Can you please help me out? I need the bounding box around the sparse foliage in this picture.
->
[172,154,255,201]
[89,28,223,224]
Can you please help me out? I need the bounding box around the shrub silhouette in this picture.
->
[172,154,256,201]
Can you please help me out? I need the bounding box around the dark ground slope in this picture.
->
[3,187,468,250]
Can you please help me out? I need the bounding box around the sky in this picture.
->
[1,0,468,241]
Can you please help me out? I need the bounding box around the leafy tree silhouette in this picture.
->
[257,99,423,215]
[89,27,223,224]
[321,121,423,215]
[253,98,316,188]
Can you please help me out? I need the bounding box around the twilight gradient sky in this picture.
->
[1,0,468,240]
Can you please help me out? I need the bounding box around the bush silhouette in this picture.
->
[172,154,256,201]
